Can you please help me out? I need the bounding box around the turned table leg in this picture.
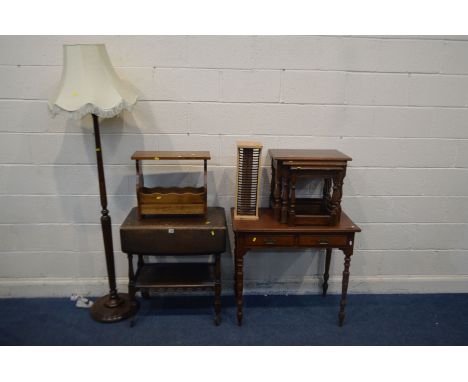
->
[137,255,150,299]
[338,247,353,326]
[214,253,221,326]
[127,253,138,326]
[272,160,282,220]
[330,169,345,225]
[323,178,332,212]
[235,243,245,326]
[270,158,274,207]
[137,254,144,268]
[322,248,332,297]
[288,171,297,225]
[280,168,289,224]
[127,254,137,302]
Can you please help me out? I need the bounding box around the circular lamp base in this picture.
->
[90,293,139,323]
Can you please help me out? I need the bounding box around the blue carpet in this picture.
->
[0,294,467,345]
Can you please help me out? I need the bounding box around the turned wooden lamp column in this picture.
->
[49,44,138,322]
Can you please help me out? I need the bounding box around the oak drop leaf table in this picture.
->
[231,208,361,326]
[120,207,227,325]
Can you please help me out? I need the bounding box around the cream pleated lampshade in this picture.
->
[49,44,137,119]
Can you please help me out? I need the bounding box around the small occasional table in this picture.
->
[269,149,351,226]
[232,208,361,326]
[120,207,227,325]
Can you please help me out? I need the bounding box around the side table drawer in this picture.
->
[246,234,295,247]
[298,235,347,247]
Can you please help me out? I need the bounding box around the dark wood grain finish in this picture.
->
[127,253,136,302]
[269,149,352,162]
[298,235,348,246]
[214,253,221,325]
[135,263,215,289]
[89,114,138,323]
[92,114,116,301]
[231,207,360,326]
[122,207,227,230]
[323,248,332,297]
[271,157,282,220]
[120,207,227,325]
[339,247,353,326]
[131,151,211,160]
[245,234,296,246]
[269,149,351,226]
[280,170,289,224]
[235,241,244,326]
[232,208,360,233]
[121,207,226,255]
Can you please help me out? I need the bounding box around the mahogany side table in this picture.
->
[269,149,352,226]
[120,207,227,325]
[231,207,361,326]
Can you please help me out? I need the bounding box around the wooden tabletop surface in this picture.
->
[121,207,226,230]
[269,149,352,162]
[231,208,360,233]
[131,151,211,160]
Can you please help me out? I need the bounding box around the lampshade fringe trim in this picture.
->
[48,100,136,120]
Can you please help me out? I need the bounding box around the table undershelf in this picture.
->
[134,263,216,289]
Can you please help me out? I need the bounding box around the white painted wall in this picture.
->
[1,35,468,297]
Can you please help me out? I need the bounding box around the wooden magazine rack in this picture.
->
[131,151,210,218]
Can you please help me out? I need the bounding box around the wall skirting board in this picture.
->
[0,275,467,298]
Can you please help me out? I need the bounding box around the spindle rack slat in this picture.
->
[234,141,263,220]
[132,151,210,218]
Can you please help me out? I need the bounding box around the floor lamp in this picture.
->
[49,44,139,322]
